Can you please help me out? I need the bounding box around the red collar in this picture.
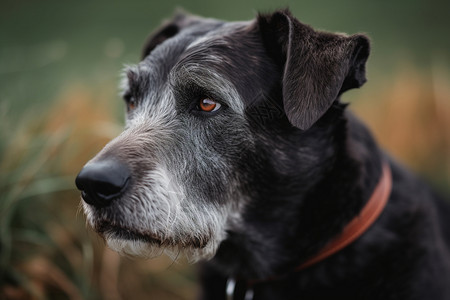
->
[297,161,392,271]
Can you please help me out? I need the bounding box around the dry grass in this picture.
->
[353,63,450,191]
[0,85,196,300]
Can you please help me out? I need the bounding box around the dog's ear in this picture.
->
[141,12,198,59]
[258,10,370,130]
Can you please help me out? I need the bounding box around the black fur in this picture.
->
[139,9,450,299]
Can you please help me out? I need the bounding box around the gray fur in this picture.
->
[76,11,450,299]
[81,20,252,262]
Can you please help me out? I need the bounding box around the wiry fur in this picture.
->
[76,9,450,300]
[81,24,252,262]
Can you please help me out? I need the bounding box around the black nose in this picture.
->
[75,159,130,208]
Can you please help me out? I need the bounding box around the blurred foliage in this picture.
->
[1,0,450,117]
[0,0,449,299]
[0,90,98,299]
[353,64,450,192]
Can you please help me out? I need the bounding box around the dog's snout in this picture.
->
[75,159,130,208]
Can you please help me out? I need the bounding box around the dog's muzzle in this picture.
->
[75,159,130,208]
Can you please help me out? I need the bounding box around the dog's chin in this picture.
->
[82,198,229,262]
[103,234,219,262]
[91,220,221,262]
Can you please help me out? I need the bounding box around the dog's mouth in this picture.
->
[94,221,166,246]
[93,220,210,249]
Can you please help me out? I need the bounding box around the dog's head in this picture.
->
[75,10,369,262]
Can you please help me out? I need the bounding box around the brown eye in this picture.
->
[199,98,221,112]
[128,99,136,110]
[124,93,136,111]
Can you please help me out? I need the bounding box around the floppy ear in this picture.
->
[258,10,370,130]
[141,12,199,59]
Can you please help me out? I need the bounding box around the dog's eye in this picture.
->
[124,93,137,111]
[128,99,136,110]
[198,98,221,112]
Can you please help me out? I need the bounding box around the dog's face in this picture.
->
[76,10,369,262]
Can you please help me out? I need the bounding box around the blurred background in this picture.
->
[1,0,449,299]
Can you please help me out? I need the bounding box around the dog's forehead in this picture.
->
[123,19,273,116]
[126,19,235,86]
[124,19,263,97]
[184,21,252,50]
[173,20,275,102]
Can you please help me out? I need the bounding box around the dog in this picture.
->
[75,9,450,299]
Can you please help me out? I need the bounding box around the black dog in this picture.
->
[75,9,450,299]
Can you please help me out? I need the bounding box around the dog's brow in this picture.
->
[120,67,138,94]
[170,64,245,114]
[126,69,138,83]
[125,67,148,87]
[121,65,155,99]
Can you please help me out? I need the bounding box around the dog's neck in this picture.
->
[294,160,392,271]
[221,132,392,299]
[212,107,389,281]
